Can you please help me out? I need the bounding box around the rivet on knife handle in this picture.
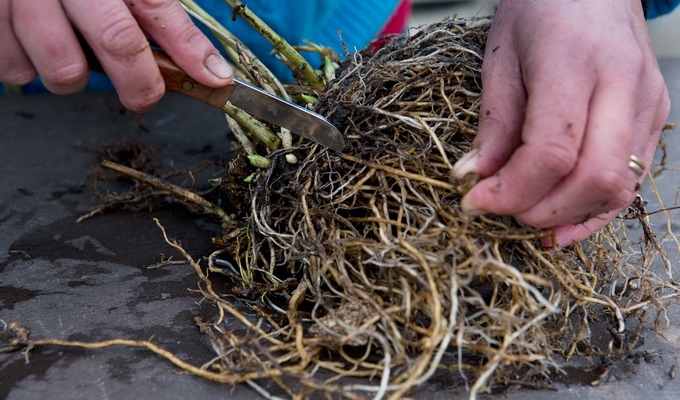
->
[152,49,234,108]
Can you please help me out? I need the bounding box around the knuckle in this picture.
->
[648,70,666,90]
[0,68,36,85]
[477,110,503,131]
[477,106,522,139]
[640,69,667,101]
[95,15,147,57]
[0,56,36,84]
[590,169,629,201]
[131,0,189,25]
[655,80,671,112]
[660,84,671,106]
[660,93,671,120]
[596,189,635,218]
[41,63,88,92]
[534,141,578,175]
[611,193,636,213]
[122,86,164,112]
[135,0,173,10]
[174,24,204,49]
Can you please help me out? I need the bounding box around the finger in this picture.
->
[461,59,594,217]
[516,67,658,228]
[0,0,36,84]
[127,0,233,87]
[546,86,668,249]
[451,24,525,179]
[543,208,621,248]
[62,0,163,112]
[517,78,637,228]
[11,0,89,94]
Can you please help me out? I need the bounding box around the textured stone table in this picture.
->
[2,58,680,399]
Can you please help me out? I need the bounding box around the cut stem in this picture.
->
[222,102,281,150]
[101,160,231,225]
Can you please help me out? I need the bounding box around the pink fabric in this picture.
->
[379,0,412,36]
[370,0,411,52]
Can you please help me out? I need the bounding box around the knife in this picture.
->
[86,48,345,152]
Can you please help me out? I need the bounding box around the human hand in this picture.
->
[451,0,670,247]
[0,0,233,111]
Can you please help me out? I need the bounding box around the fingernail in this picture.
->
[460,194,486,217]
[451,149,480,178]
[205,53,233,80]
[541,235,557,249]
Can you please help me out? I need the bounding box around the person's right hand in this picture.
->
[0,0,233,111]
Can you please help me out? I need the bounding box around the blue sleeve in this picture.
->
[195,0,400,80]
[647,0,680,18]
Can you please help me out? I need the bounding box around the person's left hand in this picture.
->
[451,0,670,247]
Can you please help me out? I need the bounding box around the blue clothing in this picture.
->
[196,0,400,79]
[1,0,400,94]
[648,0,680,18]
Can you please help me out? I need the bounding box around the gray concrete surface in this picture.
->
[1,61,680,399]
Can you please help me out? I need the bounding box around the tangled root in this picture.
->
[204,18,680,399]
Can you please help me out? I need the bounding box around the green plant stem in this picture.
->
[222,0,325,87]
[222,102,281,150]
[179,0,290,100]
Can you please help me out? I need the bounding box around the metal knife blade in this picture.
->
[152,50,345,152]
[84,43,345,152]
[228,79,345,152]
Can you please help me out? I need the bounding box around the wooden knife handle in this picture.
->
[83,40,233,108]
[151,49,233,108]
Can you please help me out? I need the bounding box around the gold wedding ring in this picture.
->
[629,155,645,177]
